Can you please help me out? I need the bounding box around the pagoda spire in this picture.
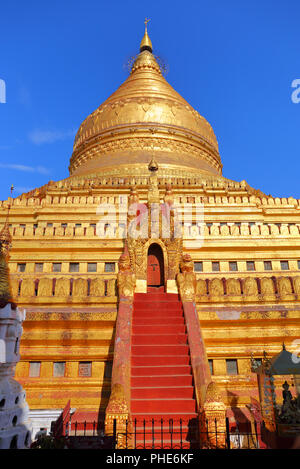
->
[140,17,153,53]
[0,185,14,308]
[0,241,13,308]
[0,185,13,261]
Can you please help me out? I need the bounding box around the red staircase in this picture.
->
[131,292,198,448]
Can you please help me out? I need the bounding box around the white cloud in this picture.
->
[0,163,50,175]
[28,128,76,145]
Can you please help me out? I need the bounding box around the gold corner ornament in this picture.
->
[117,248,136,298]
[177,254,197,302]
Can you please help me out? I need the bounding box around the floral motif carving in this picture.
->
[177,254,197,302]
[117,249,136,298]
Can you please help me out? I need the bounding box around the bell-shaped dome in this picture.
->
[69,28,222,179]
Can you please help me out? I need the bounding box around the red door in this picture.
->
[147,244,164,288]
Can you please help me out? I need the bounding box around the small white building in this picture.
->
[0,303,32,449]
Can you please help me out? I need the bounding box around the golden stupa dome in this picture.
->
[69,23,221,179]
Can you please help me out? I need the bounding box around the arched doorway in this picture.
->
[147,243,165,292]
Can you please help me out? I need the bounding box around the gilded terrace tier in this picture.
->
[0,177,300,415]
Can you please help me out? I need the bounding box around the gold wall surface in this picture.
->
[1,177,300,415]
[1,29,300,419]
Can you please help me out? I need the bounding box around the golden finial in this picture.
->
[148,156,158,172]
[148,158,159,204]
[140,17,153,53]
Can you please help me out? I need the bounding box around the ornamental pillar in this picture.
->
[104,246,135,448]
[199,382,227,449]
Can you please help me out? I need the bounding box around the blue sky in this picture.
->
[0,0,300,200]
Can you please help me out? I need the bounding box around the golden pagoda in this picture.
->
[1,22,300,446]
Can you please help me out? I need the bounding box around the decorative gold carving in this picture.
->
[243,277,259,298]
[0,242,12,308]
[200,382,226,448]
[204,381,222,403]
[147,159,160,204]
[20,279,35,297]
[209,278,224,297]
[37,278,53,297]
[70,135,221,177]
[260,277,275,298]
[107,279,117,297]
[226,278,241,296]
[277,277,293,299]
[177,254,196,302]
[293,277,300,295]
[105,383,131,446]
[117,249,136,298]
[73,278,88,297]
[54,278,70,297]
[196,279,207,296]
[125,169,183,284]
[105,383,129,415]
[195,275,300,303]
[89,278,105,296]
[10,278,20,300]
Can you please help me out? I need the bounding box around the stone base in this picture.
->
[135,280,178,294]
[167,280,178,294]
[135,280,147,293]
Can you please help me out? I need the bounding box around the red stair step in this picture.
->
[131,375,193,387]
[132,324,186,334]
[131,365,192,376]
[134,293,180,301]
[131,398,196,413]
[134,300,182,307]
[133,311,183,319]
[130,291,197,449]
[132,334,187,346]
[131,355,190,366]
[132,317,183,323]
[132,344,189,355]
[133,302,182,309]
[133,309,182,314]
[131,386,194,399]
[131,413,198,422]
[133,317,185,326]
